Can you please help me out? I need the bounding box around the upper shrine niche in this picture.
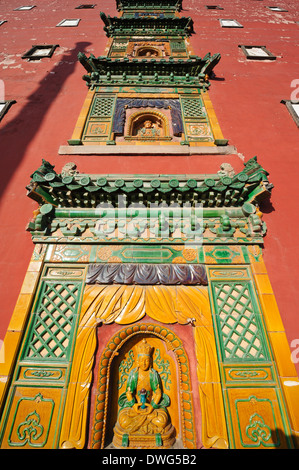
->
[135,46,162,57]
[66,0,226,150]
[111,97,183,143]
[109,39,187,59]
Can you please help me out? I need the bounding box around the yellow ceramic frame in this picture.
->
[59,284,228,449]
[1,244,299,449]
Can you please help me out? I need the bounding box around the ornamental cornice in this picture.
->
[116,0,183,11]
[25,157,272,245]
[27,156,271,209]
[100,12,194,37]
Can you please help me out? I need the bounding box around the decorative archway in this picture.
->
[126,110,170,139]
[135,46,162,57]
[59,284,229,450]
[90,324,195,449]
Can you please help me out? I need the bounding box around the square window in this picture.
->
[219,19,243,28]
[239,45,276,60]
[14,5,36,10]
[281,100,299,127]
[0,100,16,122]
[56,19,81,27]
[206,5,224,9]
[267,6,288,11]
[22,44,59,60]
[75,4,96,8]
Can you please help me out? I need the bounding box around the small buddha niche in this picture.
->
[136,46,161,58]
[133,116,164,138]
[127,41,170,59]
[112,338,176,449]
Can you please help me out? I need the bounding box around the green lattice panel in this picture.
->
[181,98,206,119]
[90,96,115,118]
[170,40,186,52]
[211,282,269,362]
[111,39,128,52]
[22,281,83,362]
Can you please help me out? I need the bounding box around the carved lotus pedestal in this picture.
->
[113,421,176,449]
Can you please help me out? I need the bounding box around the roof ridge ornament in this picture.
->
[26,158,271,245]
[27,156,273,208]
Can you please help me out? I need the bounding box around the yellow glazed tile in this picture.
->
[74,116,88,127]
[225,387,293,449]
[292,432,299,449]
[0,330,22,377]
[20,271,40,295]
[258,293,285,332]
[0,377,9,410]
[7,293,33,332]
[27,261,43,272]
[194,326,220,381]
[71,128,84,140]
[70,90,95,141]
[0,340,4,364]
[201,92,225,140]
[189,142,215,147]
[280,378,299,433]
[250,260,268,274]
[269,332,298,378]
[1,386,65,449]
[253,273,274,294]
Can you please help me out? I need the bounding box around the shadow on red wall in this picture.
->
[0,41,91,199]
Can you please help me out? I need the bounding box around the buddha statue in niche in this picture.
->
[136,46,160,58]
[113,338,175,447]
[144,50,158,57]
[136,118,162,137]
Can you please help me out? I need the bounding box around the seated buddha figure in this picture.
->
[137,119,161,138]
[113,339,175,447]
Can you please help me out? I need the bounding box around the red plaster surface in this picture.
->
[0,1,298,374]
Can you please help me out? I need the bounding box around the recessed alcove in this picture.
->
[135,46,162,58]
[122,109,174,142]
[126,42,170,58]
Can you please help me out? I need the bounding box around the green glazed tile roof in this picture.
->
[78,52,221,87]
[27,156,272,210]
[100,12,194,37]
[116,0,183,11]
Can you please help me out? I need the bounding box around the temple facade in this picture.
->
[0,0,298,449]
